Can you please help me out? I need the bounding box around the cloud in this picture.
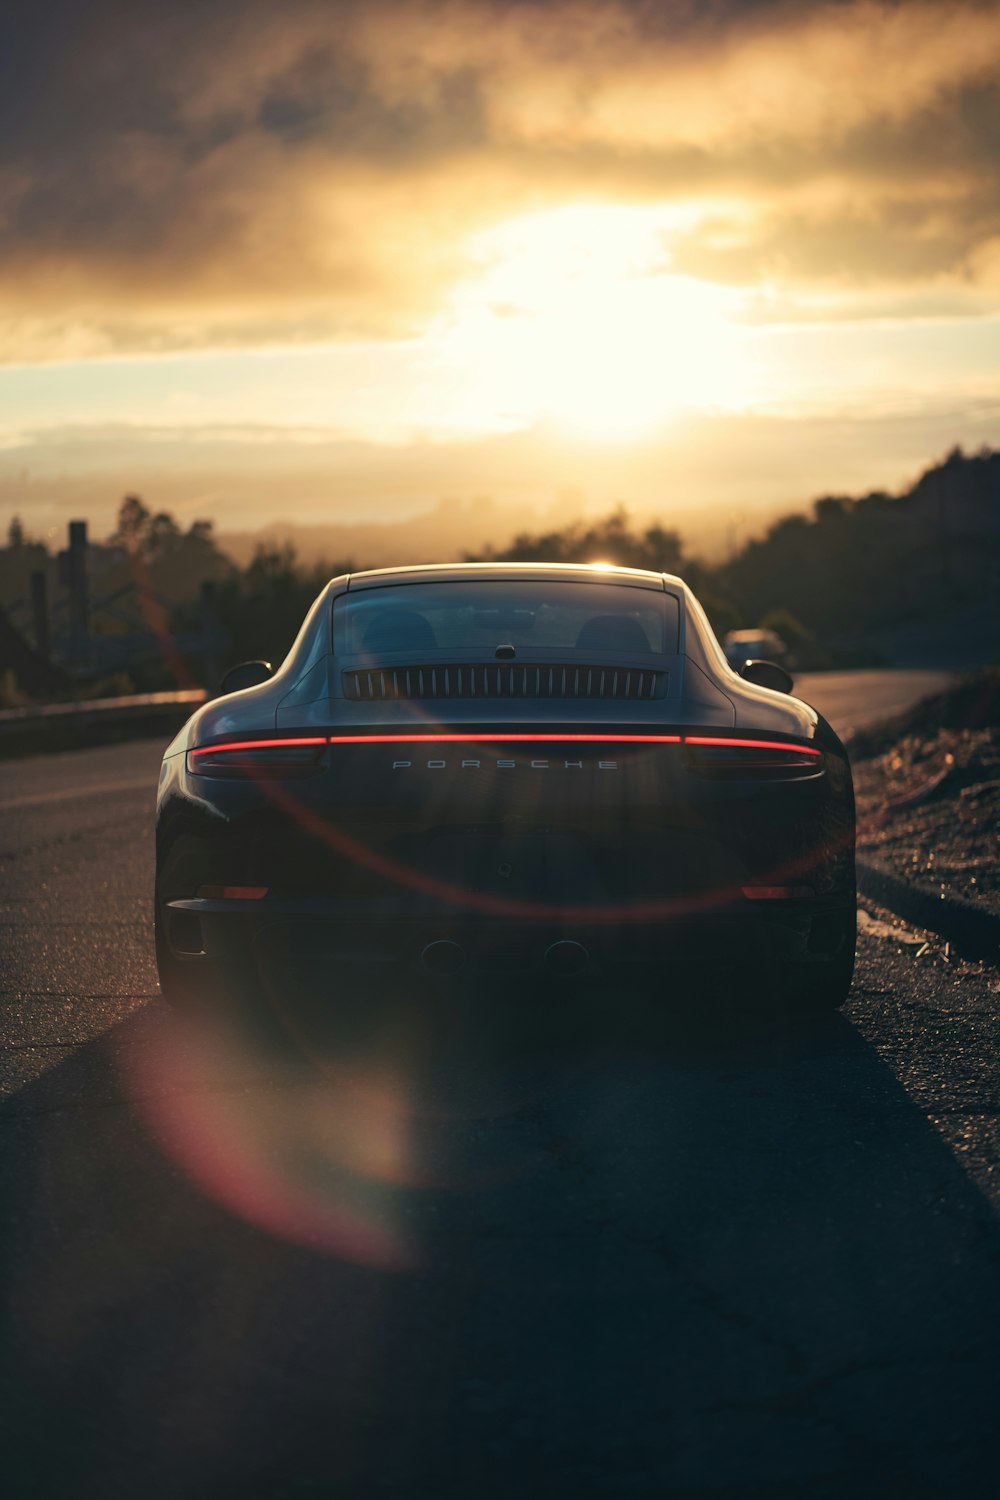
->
[452,1,1000,152]
[1,0,998,360]
[669,183,1000,294]
[6,398,1000,558]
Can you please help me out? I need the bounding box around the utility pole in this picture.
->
[199,578,224,690]
[58,519,90,667]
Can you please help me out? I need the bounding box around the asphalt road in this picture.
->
[3,670,999,1499]
[793,668,953,739]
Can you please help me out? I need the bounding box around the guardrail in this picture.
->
[0,689,207,756]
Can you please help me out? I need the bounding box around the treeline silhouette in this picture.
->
[466,446,999,663]
[721,445,1000,635]
[2,445,997,698]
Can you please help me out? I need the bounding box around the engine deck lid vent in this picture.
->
[343,662,667,702]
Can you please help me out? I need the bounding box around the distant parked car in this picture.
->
[723,627,789,673]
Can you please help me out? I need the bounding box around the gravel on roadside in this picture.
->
[855,724,1000,915]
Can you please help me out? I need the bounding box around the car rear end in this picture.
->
[156,572,854,1008]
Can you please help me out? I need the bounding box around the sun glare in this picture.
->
[437,205,750,440]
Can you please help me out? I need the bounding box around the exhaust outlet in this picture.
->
[543,940,591,978]
[420,940,466,977]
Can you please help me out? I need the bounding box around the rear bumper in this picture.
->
[164,893,853,980]
[158,722,855,989]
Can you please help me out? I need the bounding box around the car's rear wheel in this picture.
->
[155,837,298,1054]
[155,836,269,1014]
[154,835,223,1010]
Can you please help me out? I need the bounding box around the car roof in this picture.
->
[345,561,683,592]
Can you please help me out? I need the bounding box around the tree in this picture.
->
[111,495,151,553]
[813,496,852,524]
[146,511,182,556]
[466,506,686,574]
[758,606,811,649]
[212,543,355,667]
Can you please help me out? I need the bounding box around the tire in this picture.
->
[155,836,291,1051]
[154,834,228,1012]
[775,900,857,1013]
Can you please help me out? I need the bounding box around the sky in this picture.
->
[1,0,999,550]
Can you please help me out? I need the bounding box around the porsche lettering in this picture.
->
[390,758,619,770]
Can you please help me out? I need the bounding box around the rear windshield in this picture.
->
[334,581,678,656]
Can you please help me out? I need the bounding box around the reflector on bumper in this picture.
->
[197,885,270,900]
[742,886,815,900]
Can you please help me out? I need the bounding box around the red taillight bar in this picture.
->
[189,733,822,756]
[684,737,821,756]
[188,737,327,758]
[325,733,683,746]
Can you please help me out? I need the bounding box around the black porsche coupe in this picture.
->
[155,563,855,1016]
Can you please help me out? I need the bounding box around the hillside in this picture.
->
[719,446,1000,646]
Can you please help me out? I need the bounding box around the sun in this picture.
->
[436,204,750,440]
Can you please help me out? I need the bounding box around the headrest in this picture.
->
[361,609,437,653]
[574,614,650,652]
